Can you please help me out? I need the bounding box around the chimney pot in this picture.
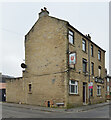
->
[41,9,44,12]
[44,7,47,11]
[39,7,49,18]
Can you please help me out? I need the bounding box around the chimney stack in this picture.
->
[39,7,49,18]
[86,34,91,40]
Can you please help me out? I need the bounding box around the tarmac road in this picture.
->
[1,102,110,118]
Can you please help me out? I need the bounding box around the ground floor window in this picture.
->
[97,85,101,96]
[69,80,78,94]
[29,83,32,92]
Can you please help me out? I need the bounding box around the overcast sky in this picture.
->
[0,1,109,77]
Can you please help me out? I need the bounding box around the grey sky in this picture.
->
[0,2,109,77]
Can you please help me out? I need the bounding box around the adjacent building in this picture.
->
[106,75,111,100]
[6,8,106,107]
[0,73,14,101]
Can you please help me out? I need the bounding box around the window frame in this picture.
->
[107,86,109,92]
[98,50,101,61]
[82,39,86,52]
[82,58,87,73]
[107,78,109,82]
[91,62,94,75]
[91,45,94,57]
[98,66,101,77]
[69,80,78,94]
[28,83,32,92]
[97,85,101,96]
[68,29,74,44]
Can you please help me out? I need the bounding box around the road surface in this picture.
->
[1,102,110,118]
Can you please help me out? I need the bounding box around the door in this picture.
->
[83,82,86,104]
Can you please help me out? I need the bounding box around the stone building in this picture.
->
[6,8,106,108]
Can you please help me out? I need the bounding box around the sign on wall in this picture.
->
[95,77,104,84]
[88,82,93,89]
[69,53,76,65]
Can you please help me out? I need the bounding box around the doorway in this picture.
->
[83,82,87,104]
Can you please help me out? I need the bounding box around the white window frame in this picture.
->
[91,45,93,56]
[98,66,101,77]
[97,85,101,96]
[91,62,94,75]
[98,50,101,60]
[83,58,87,73]
[107,86,109,92]
[107,78,109,82]
[68,30,74,44]
[69,80,78,94]
[82,39,86,52]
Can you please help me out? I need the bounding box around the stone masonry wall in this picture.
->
[67,26,106,106]
[23,16,69,107]
[6,78,25,104]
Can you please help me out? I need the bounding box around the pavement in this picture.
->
[1,101,110,113]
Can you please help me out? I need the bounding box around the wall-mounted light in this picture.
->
[21,63,27,68]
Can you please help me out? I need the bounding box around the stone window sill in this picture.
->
[69,93,80,96]
[69,43,75,47]
[97,95,102,97]
[82,50,87,54]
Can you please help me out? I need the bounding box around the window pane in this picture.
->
[69,30,74,44]
[107,86,109,92]
[98,50,101,60]
[107,78,109,82]
[75,85,77,93]
[98,66,101,77]
[29,84,32,92]
[83,59,87,72]
[71,80,75,84]
[71,85,74,93]
[91,63,94,75]
[82,39,86,51]
[91,45,93,56]
[97,85,101,95]
[69,30,73,35]
[69,35,73,44]
[69,80,78,94]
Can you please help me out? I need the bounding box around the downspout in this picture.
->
[65,23,70,108]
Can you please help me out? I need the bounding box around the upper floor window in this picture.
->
[82,39,86,52]
[107,86,109,92]
[83,58,87,73]
[91,62,94,75]
[68,30,74,44]
[98,50,101,60]
[107,78,109,82]
[91,45,94,57]
[98,66,101,77]
[69,80,78,94]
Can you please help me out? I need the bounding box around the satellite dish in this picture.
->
[21,63,27,68]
